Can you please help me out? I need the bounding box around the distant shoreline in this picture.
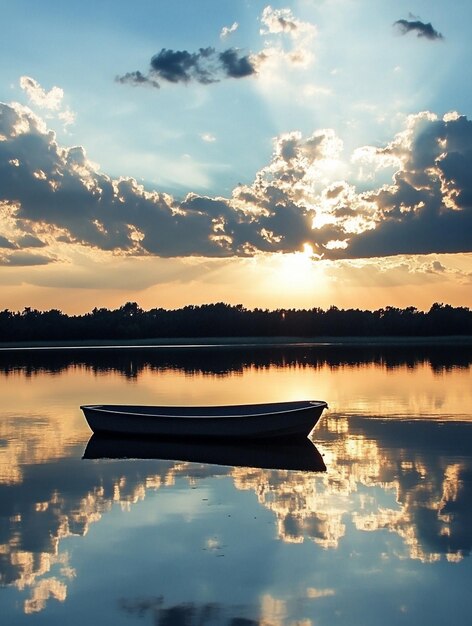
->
[3,303,471,344]
[1,335,472,350]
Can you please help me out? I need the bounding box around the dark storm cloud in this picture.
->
[394,19,443,40]
[1,103,472,262]
[116,47,256,88]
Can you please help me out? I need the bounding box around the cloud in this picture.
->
[260,5,315,38]
[0,235,16,249]
[116,47,257,88]
[200,133,216,143]
[19,76,76,127]
[0,251,53,266]
[20,76,64,110]
[220,22,239,39]
[394,19,443,41]
[425,260,446,274]
[0,102,237,257]
[336,112,472,258]
[115,71,161,89]
[258,5,317,69]
[117,8,317,91]
[218,48,257,78]
[16,234,46,248]
[1,102,472,262]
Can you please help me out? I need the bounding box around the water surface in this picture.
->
[0,343,471,625]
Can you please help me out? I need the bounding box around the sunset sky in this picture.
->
[1,0,471,313]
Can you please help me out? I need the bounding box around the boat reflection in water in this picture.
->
[83,434,327,472]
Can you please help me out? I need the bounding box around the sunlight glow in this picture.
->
[266,247,326,299]
[303,242,315,257]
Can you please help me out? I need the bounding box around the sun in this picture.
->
[276,243,324,285]
[302,242,315,257]
[255,244,327,307]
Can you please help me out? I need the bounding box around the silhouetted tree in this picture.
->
[0,302,471,342]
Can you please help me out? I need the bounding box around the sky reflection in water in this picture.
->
[0,344,471,625]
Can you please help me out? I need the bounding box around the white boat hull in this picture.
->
[80,400,328,439]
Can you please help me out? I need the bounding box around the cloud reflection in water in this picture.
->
[0,415,470,614]
[0,345,471,621]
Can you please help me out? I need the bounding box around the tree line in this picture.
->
[1,302,471,342]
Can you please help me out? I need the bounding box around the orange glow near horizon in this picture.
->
[0,252,471,315]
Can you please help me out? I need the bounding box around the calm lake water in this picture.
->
[0,343,471,626]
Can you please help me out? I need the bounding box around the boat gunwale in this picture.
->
[80,400,328,420]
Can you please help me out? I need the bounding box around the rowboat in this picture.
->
[80,400,328,439]
[83,434,326,472]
